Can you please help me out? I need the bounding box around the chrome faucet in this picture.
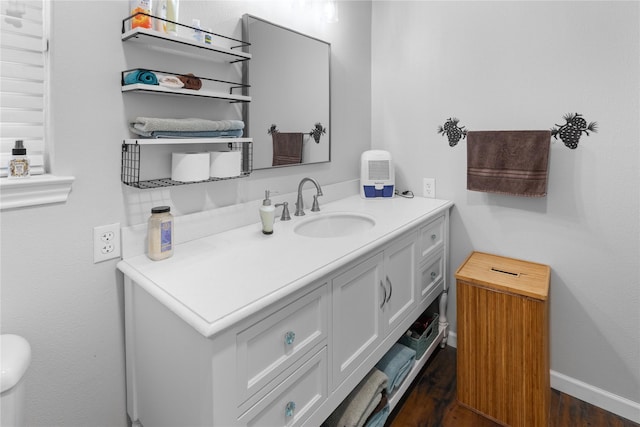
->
[294,177,323,216]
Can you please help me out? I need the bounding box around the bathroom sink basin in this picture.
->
[294,212,376,238]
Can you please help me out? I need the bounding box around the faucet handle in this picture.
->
[311,195,321,212]
[275,202,291,221]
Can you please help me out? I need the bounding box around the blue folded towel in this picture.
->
[375,343,416,394]
[129,127,244,139]
[364,403,389,427]
[124,70,158,86]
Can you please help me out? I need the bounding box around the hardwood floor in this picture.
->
[386,346,639,427]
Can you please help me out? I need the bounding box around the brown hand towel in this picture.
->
[177,73,202,90]
[467,130,551,197]
[272,132,303,166]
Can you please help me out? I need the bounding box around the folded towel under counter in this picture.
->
[324,368,389,427]
[375,343,416,394]
[467,130,551,197]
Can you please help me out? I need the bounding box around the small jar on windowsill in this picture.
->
[8,140,30,179]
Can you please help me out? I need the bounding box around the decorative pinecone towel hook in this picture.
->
[551,113,598,149]
[309,122,326,144]
[438,117,467,147]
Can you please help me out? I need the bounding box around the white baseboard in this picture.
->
[444,332,639,423]
[550,370,640,423]
[446,331,457,348]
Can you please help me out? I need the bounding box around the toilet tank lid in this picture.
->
[1,334,31,393]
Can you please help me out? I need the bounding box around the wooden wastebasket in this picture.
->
[455,251,550,427]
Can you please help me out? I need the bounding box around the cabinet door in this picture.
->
[382,232,417,333]
[331,253,384,387]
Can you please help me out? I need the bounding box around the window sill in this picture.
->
[0,174,75,210]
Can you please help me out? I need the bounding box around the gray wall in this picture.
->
[372,0,639,408]
[0,1,371,425]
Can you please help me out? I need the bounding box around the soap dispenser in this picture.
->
[260,190,275,235]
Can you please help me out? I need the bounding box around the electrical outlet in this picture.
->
[423,178,436,198]
[93,223,121,263]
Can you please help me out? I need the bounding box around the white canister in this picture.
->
[210,150,242,178]
[171,152,210,182]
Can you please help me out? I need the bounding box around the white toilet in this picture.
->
[1,334,31,427]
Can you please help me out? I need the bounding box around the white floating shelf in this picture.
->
[121,83,251,102]
[121,27,251,62]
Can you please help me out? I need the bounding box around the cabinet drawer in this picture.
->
[418,215,445,261]
[420,251,444,307]
[239,347,328,427]
[236,284,328,405]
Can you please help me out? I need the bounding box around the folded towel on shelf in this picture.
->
[324,368,389,427]
[363,393,390,427]
[129,127,243,139]
[375,343,416,394]
[272,132,303,166]
[467,130,551,197]
[123,69,158,86]
[177,73,202,90]
[158,75,184,89]
[131,117,245,133]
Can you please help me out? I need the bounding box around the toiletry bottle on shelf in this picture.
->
[148,206,174,260]
[154,0,167,33]
[165,0,179,36]
[260,190,275,235]
[8,140,30,179]
[192,19,203,43]
[130,0,153,30]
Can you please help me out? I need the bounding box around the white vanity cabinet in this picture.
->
[331,231,417,388]
[119,195,452,427]
[125,278,330,427]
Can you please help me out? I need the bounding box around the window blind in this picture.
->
[0,0,46,176]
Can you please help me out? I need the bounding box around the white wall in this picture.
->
[372,0,639,418]
[0,1,371,425]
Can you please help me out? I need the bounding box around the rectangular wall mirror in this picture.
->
[243,14,331,170]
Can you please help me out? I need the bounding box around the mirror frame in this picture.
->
[242,14,331,170]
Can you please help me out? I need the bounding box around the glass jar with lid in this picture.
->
[148,206,174,260]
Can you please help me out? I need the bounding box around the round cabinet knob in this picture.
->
[284,331,296,345]
[431,234,437,240]
[285,401,296,417]
[431,271,437,279]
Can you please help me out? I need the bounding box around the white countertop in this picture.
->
[117,194,453,338]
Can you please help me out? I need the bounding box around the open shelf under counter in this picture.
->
[387,328,446,413]
[121,26,251,63]
[121,83,251,103]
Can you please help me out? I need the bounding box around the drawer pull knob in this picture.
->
[284,331,296,345]
[431,271,437,279]
[285,401,296,417]
[431,234,437,240]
